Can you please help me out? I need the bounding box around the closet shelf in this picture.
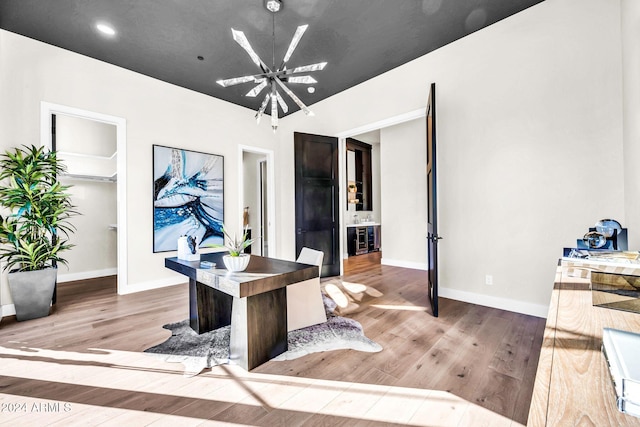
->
[57,150,117,160]
[59,172,117,183]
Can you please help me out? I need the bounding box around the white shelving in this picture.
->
[57,150,117,182]
[59,172,117,183]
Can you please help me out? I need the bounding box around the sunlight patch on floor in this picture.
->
[341,281,367,294]
[0,345,520,426]
[324,283,350,308]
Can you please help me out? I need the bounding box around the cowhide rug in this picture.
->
[145,296,381,376]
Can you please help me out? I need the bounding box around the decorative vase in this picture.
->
[223,254,250,272]
[8,267,57,321]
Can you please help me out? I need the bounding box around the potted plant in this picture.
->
[0,145,77,321]
[221,225,256,272]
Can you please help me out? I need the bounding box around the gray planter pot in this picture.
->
[8,267,57,321]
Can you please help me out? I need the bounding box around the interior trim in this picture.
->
[335,108,425,138]
[238,145,277,258]
[40,102,128,294]
[336,107,426,275]
[439,286,549,319]
[58,268,118,283]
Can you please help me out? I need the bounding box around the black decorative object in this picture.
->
[573,219,628,251]
[583,231,607,249]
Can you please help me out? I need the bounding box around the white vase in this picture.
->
[223,254,250,272]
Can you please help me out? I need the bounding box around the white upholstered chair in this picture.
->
[287,247,328,331]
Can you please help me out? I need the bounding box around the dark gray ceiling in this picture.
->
[0,0,544,116]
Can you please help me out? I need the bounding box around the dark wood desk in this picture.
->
[165,252,318,370]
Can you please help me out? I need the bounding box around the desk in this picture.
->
[527,262,640,426]
[165,253,318,370]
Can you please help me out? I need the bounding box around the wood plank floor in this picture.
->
[0,253,545,426]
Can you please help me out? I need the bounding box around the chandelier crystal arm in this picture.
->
[286,76,317,84]
[276,91,289,113]
[274,77,313,116]
[246,79,268,97]
[216,74,261,87]
[280,25,308,69]
[291,62,328,73]
[255,93,271,124]
[270,82,278,130]
[232,29,271,71]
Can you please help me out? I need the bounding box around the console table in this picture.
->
[527,262,640,426]
[165,252,318,370]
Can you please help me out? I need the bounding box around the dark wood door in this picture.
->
[294,132,340,277]
[426,83,440,317]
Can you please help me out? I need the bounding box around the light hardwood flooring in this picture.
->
[0,254,545,426]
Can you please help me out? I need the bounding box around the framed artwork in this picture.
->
[153,144,224,252]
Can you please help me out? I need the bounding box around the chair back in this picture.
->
[296,247,324,267]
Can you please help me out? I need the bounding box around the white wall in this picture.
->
[379,119,427,269]
[278,0,627,317]
[60,180,118,278]
[0,29,279,307]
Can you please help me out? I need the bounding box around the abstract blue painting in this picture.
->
[153,145,224,252]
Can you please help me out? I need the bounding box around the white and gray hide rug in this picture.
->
[145,296,382,376]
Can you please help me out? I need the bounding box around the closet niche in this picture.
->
[54,113,118,277]
[346,138,372,211]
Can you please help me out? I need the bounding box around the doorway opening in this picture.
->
[336,108,426,276]
[41,102,127,294]
[239,146,276,257]
[259,159,269,256]
[343,134,382,276]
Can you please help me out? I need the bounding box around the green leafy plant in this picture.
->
[222,225,256,256]
[0,145,78,272]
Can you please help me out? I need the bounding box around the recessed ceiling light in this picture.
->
[308,87,316,94]
[96,23,116,37]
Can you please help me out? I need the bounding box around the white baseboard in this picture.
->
[2,268,119,318]
[0,274,186,316]
[381,258,548,318]
[57,268,118,283]
[438,286,549,319]
[118,275,185,295]
[1,304,15,317]
[58,268,186,294]
[381,258,428,270]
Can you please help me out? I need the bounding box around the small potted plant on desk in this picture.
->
[221,225,256,272]
[0,145,77,321]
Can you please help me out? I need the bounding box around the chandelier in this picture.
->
[216,0,327,131]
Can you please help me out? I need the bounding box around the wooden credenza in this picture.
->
[527,262,640,426]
